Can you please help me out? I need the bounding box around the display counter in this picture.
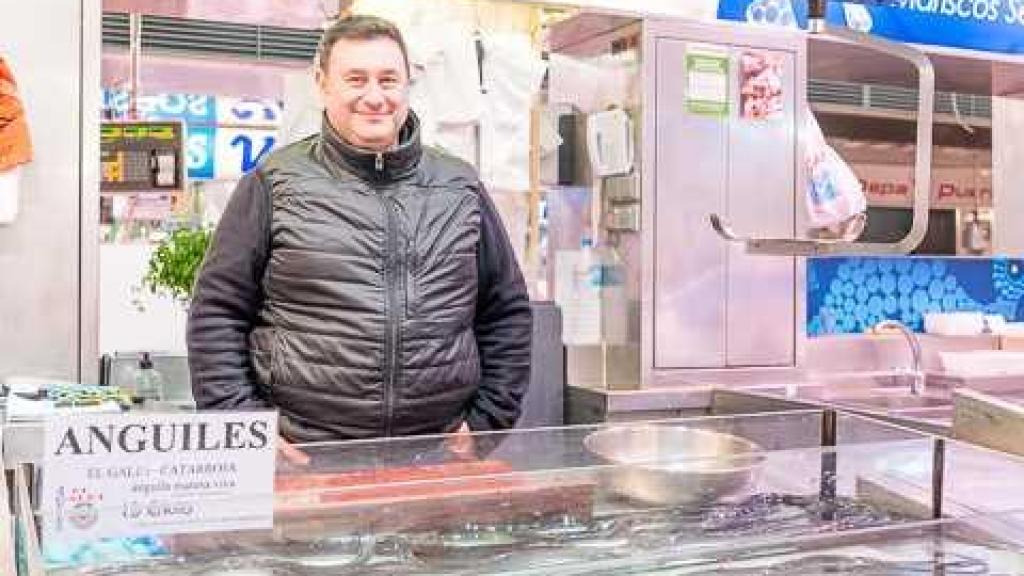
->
[5,409,1024,574]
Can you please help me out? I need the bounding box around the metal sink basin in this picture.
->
[738,380,951,410]
[833,394,950,410]
[715,373,957,434]
[889,406,953,420]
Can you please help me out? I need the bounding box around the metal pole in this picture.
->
[128,12,142,120]
[820,409,838,520]
[932,438,945,519]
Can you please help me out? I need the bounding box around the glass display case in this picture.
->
[26,410,1024,574]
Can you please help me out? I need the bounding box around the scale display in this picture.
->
[100,121,183,192]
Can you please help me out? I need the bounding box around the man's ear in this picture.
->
[314,65,327,95]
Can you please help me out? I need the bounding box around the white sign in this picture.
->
[216,97,283,127]
[42,411,277,543]
[214,127,278,180]
[686,47,729,117]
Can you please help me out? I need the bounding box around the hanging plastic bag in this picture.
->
[803,109,867,235]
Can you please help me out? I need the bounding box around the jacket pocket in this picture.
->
[451,252,478,309]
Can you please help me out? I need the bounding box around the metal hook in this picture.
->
[710,9,934,256]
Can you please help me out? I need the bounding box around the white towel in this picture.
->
[0,165,21,224]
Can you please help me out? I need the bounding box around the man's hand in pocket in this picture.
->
[277,436,311,466]
[446,422,475,460]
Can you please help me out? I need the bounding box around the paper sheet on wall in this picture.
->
[409,32,482,126]
[478,32,548,191]
[428,122,478,166]
[480,104,532,191]
[686,48,729,117]
[400,14,482,165]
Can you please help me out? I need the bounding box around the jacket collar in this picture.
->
[319,110,422,183]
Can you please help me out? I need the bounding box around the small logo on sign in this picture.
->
[65,487,102,530]
[67,502,99,529]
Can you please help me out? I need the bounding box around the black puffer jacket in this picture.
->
[186,112,532,442]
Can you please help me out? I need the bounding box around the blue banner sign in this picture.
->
[719,0,1024,55]
[807,257,1024,335]
[103,91,217,125]
[102,90,281,181]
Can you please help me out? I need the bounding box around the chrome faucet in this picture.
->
[872,320,925,395]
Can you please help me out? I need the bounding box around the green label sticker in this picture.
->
[686,52,729,117]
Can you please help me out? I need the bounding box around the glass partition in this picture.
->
[30,411,1024,574]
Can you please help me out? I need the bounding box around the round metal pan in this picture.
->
[583,425,764,506]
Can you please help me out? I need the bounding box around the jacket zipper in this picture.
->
[377,152,399,437]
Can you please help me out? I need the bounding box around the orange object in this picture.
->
[274,460,596,531]
[0,56,32,171]
[274,460,520,503]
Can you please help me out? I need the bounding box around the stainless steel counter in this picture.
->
[568,333,1009,431]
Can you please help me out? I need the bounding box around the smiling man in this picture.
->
[186,15,532,450]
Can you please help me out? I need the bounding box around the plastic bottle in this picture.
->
[578,236,628,344]
[596,242,628,345]
[579,236,597,291]
[134,352,164,404]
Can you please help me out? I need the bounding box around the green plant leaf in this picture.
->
[141,227,212,303]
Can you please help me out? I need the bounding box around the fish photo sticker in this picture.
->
[739,50,785,121]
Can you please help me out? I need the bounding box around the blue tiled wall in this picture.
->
[807,257,1024,336]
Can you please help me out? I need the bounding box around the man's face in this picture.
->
[317,36,410,151]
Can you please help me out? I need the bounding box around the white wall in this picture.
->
[0,1,101,382]
[99,245,189,356]
[993,96,1024,256]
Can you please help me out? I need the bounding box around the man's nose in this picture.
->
[360,82,387,108]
